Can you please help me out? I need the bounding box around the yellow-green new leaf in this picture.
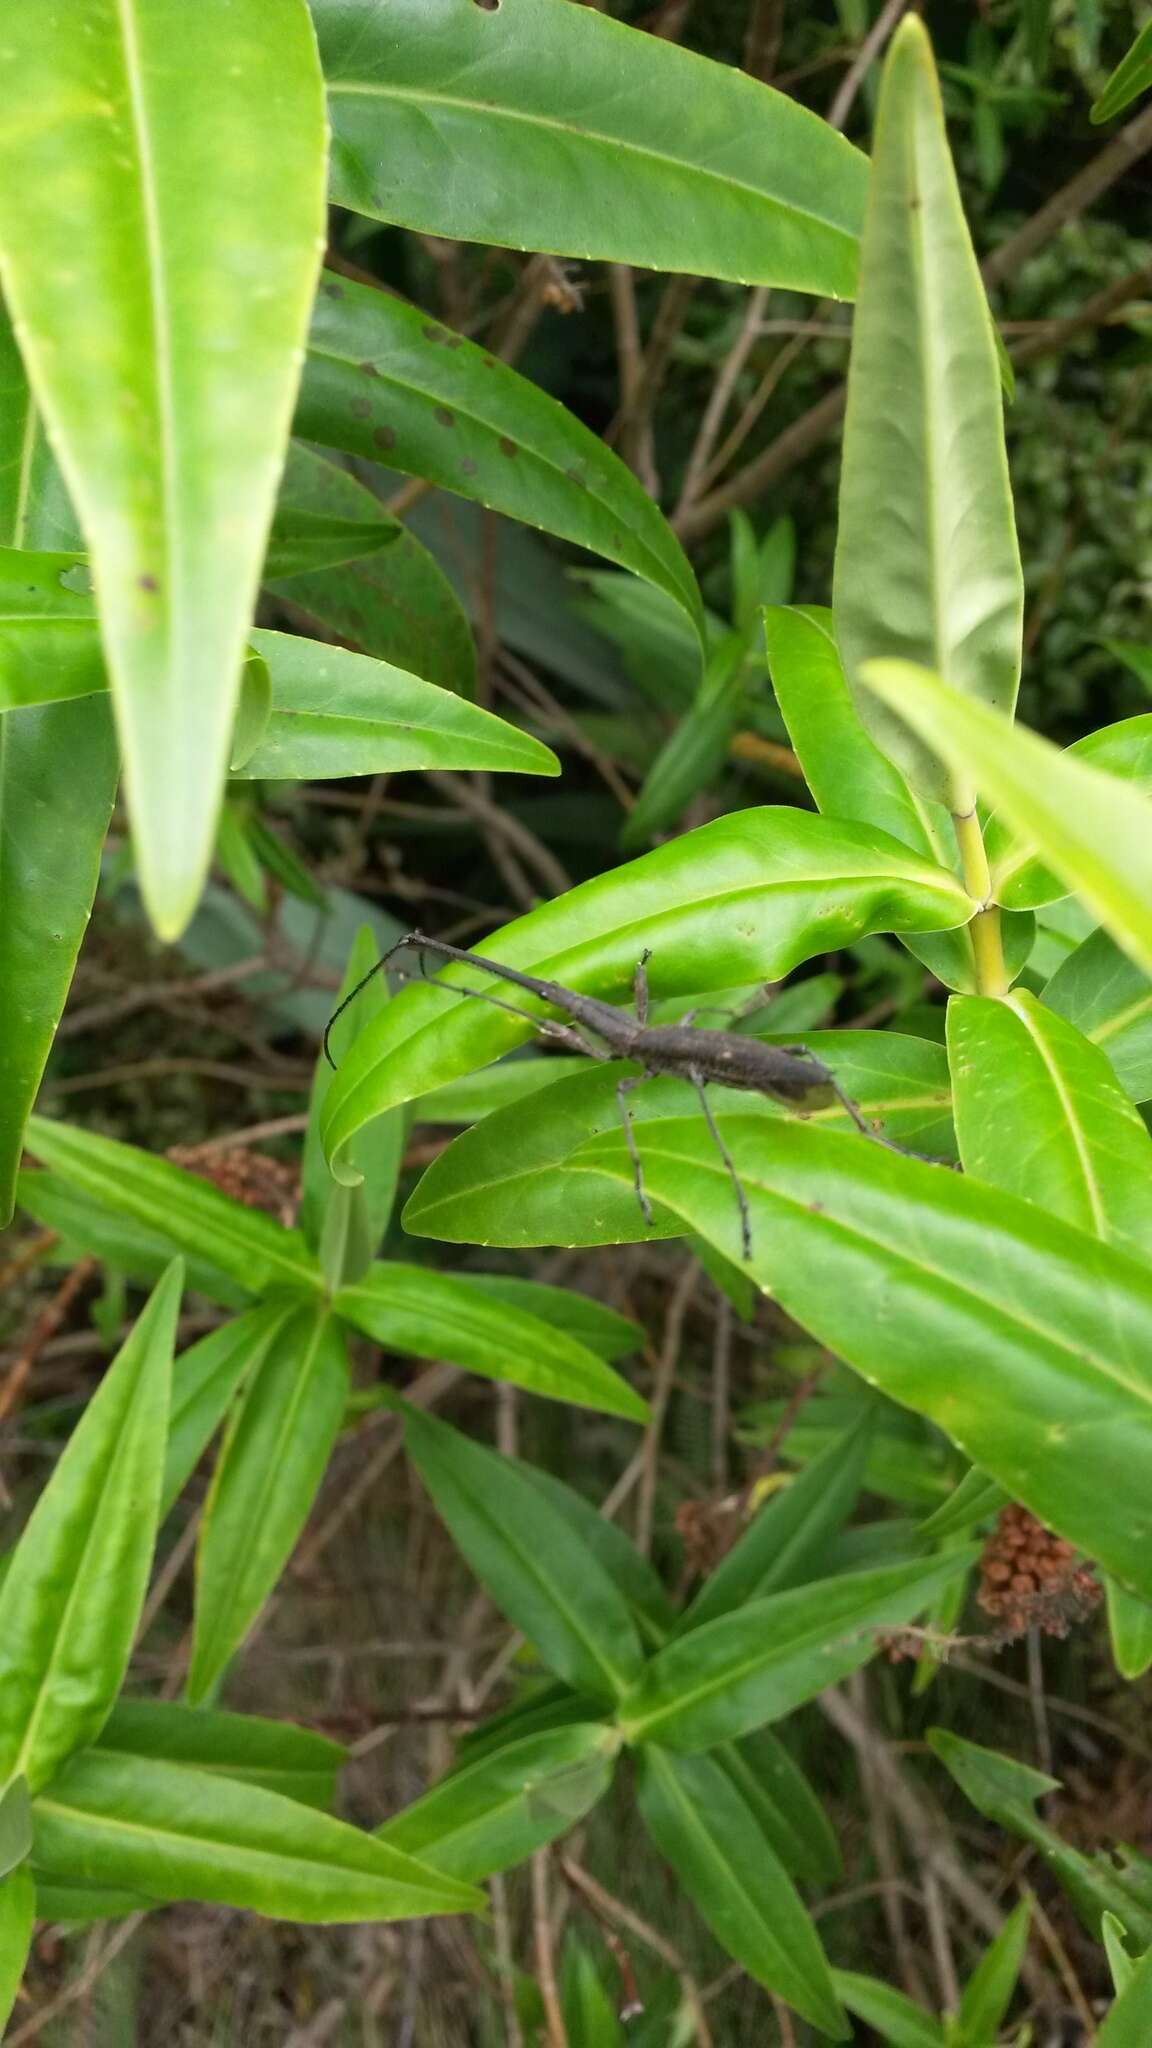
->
[0,1264,181,1794]
[0,1,328,937]
[833,17,1022,807]
[861,660,1152,979]
[0,1863,34,2034]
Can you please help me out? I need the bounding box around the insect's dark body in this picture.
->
[325,931,854,1258]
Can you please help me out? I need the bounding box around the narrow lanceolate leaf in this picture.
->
[299,277,704,651]
[987,714,1152,909]
[1106,1579,1152,1682]
[96,1701,346,1811]
[0,306,116,1227]
[1099,1945,1152,2045]
[266,444,475,696]
[233,630,556,784]
[33,1750,481,1923]
[336,1263,647,1422]
[516,1466,675,1648]
[956,1899,1032,2046]
[24,1117,321,1298]
[565,1115,1152,1598]
[716,1731,841,1885]
[0,0,327,936]
[405,1409,645,1703]
[0,1264,180,1794]
[0,1864,34,2033]
[1092,21,1152,123]
[162,1302,298,1516]
[322,807,972,1181]
[861,660,1152,979]
[618,1554,972,1751]
[635,1749,847,2038]
[189,1309,350,1703]
[316,0,867,296]
[833,17,1023,806]
[1044,929,1152,1104]
[948,991,1152,1259]
[0,1781,31,1883]
[301,925,403,1287]
[377,1725,618,1884]
[830,1973,944,2048]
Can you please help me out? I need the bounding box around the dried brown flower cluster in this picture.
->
[167,1144,299,1228]
[977,1504,1102,1641]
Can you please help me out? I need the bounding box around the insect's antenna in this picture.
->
[322,933,420,1070]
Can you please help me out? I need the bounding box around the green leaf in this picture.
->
[861,661,1152,979]
[833,17,1022,807]
[831,1972,945,2047]
[0,548,105,708]
[562,1935,626,2048]
[317,0,866,297]
[623,631,749,848]
[1102,1911,1137,1996]
[0,1863,34,2033]
[405,1032,956,1251]
[955,1898,1030,2044]
[415,1055,589,1126]
[299,275,704,654]
[405,1408,645,1702]
[163,1302,298,1516]
[33,1749,481,1922]
[1091,20,1152,122]
[1099,1946,1152,2045]
[96,1701,345,1811]
[559,1114,1152,1598]
[0,1264,180,1793]
[233,629,554,783]
[716,1729,841,1886]
[457,1278,640,1365]
[322,807,972,1180]
[918,1467,1006,1542]
[189,1308,351,1703]
[336,1263,647,1422]
[25,1117,321,1298]
[620,1554,971,1752]
[1044,928,1152,1104]
[16,1167,246,1310]
[302,927,404,1287]
[377,1724,618,1884]
[28,1871,152,1926]
[515,1466,675,1647]
[947,990,1152,1258]
[1105,1578,1152,1682]
[264,481,397,583]
[679,1414,873,1634]
[0,1780,31,1883]
[987,715,1152,909]
[230,649,273,772]
[0,0,327,937]
[634,1748,846,2037]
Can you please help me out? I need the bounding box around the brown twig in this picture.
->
[742,0,785,82]
[0,1258,95,1426]
[532,1852,568,2048]
[559,1857,713,2046]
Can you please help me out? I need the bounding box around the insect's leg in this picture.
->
[687,1066,753,1261]
[633,949,652,1026]
[615,1073,653,1228]
[322,932,420,1069]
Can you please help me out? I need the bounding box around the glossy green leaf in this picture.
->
[716,1729,840,1886]
[96,1701,345,1811]
[317,0,866,296]
[163,1302,298,1515]
[1102,1912,1137,1996]
[1044,928,1152,1104]
[266,444,475,696]
[299,275,703,652]
[458,1278,639,1365]
[415,1053,589,1126]
[0,1863,34,2033]
[1099,1946,1152,2044]
[0,548,104,707]
[0,0,327,936]
[336,1263,646,1421]
[25,1116,321,1298]
[405,1408,645,1703]
[264,480,396,584]
[833,18,1022,807]
[189,1308,351,1703]
[0,1781,31,1884]
[1091,20,1152,122]
[918,1466,1006,1541]
[377,1724,618,1883]
[16,1166,246,1310]
[302,927,403,1288]
[29,1870,151,1926]
[623,631,749,848]
[947,989,1152,1258]
[0,1264,180,1794]
[322,807,972,1181]
[231,628,553,784]
[553,1114,1152,1598]
[831,1972,944,2047]
[515,1466,675,1647]
[679,1414,873,1634]
[34,1749,480,1923]
[1106,1578,1152,1682]
[863,660,1152,980]
[635,1748,846,2037]
[562,1936,625,2048]
[955,1898,1031,2044]
[230,649,273,771]
[988,716,1152,909]
[405,1032,957,1251]
[619,1552,971,1751]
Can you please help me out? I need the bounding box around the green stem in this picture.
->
[952,806,1007,997]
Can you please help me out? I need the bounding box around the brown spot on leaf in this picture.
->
[359,361,379,377]
[422,322,442,342]
[138,574,159,594]
[373,425,397,452]
[434,406,456,428]
[461,458,479,477]
[322,281,344,300]
[351,397,372,419]
[498,436,518,457]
